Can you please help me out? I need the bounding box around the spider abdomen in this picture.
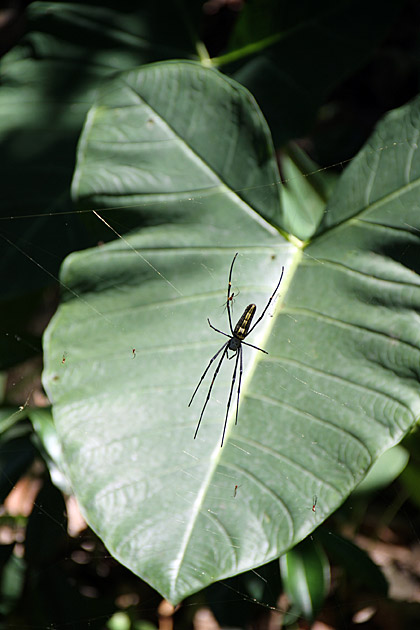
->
[233,304,256,340]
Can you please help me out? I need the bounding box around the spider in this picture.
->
[189,253,285,447]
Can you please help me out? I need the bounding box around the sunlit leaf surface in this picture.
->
[43,62,420,602]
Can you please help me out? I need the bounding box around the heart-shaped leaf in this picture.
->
[43,62,420,603]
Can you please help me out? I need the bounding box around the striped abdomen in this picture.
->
[234,304,256,340]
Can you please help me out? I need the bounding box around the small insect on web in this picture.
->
[189,253,285,447]
[222,287,239,314]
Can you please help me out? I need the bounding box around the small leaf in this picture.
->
[280,537,330,622]
[29,407,72,495]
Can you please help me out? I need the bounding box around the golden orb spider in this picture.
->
[189,253,284,447]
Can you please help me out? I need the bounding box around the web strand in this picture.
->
[92,210,183,296]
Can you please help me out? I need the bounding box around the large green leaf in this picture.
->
[43,62,420,603]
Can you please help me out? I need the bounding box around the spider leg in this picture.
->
[221,348,240,447]
[193,344,229,440]
[207,318,230,338]
[235,345,243,426]
[227,345,237,360]
[226,253,238,335]
[189,341,228,407]
[247,265,285,334]
[242,340,268,354]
